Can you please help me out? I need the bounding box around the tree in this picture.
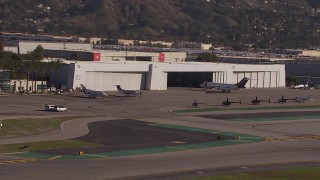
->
[195,52,219,62]
[9,53,23,79]
[31,45,45,60]
[23,60,33,93]
[286,76,298,87]
[0,52,23,93]
[38,61,49,93]
[20,45,45,93]
[0,38,4,51]
[47,59,64,91]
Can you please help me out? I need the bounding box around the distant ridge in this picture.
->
[0,0,319,49]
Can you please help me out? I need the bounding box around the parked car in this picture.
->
[53,106,67,112]
[44,104,56,111]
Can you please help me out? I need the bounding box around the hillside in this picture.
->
[0,0,319,49]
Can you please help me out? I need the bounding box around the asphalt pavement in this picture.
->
[0,87,319,179]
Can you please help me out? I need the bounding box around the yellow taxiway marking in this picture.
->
[266,136,320,141]
[2,151,29,155]
[0,158,39,165]
[48,155,62,160]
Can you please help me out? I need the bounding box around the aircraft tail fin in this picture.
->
[116,85,122,90]
[236,77,249,88]
[80,84,88,93]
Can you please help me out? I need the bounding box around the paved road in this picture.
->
[0,88,320,179]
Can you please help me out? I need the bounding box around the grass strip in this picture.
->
[173,105,320,113]
[236,115,320,122]
[0,139,101,154]
[0,116,91,139]
[183,167,320,180]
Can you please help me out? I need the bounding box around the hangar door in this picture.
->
[85,72,145,91]
[233,71,278,88]
[167,72,213,87]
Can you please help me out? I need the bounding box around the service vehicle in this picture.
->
[53,106,67,112]
[44,104,55,111]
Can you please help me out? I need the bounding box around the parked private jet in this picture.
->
[116,85,141,97]
[80,84,108,98]
[291,82,312,89]
[199,77,249,93]
[222,98,242,106]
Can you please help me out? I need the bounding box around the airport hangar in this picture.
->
[36,43,285,91]
[4,40,285,91]
[57,60,286,91]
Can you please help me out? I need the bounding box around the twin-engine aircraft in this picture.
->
[80,84,108,98]
[199,77,249,93]
[80,84,141,98]
[116,85,141,97]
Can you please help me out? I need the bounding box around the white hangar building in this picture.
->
[1,40,285,91]
[57,61,286,91]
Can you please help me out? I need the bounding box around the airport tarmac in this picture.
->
[0,87,320,179]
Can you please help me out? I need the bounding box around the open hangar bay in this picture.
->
[55,61,285,91]
[0,87,319,179]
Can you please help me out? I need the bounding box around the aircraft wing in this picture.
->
[295,98,304,103]
[218,85,236,91]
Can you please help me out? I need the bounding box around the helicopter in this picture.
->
[277,95,296,103]
[222,98,242,106]
[251,96,271,105]
[191,100,205,107]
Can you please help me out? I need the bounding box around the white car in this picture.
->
[45,104,56,111]
[53,106,67,112]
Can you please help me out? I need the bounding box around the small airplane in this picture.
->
[80,84,108,98]
[116,85,141,97]
[277,95,296,103]
[191,100,205,107]
[199,77,249,93]
[291,83,310,89]
[222,98,241,106]
[295,95,313,103]
[251,96,271,105]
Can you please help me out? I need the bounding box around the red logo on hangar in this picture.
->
[93,53,101,61]
[159,53,165,62]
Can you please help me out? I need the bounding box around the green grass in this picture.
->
[173,105,320,113]
[0,139,101,154]
[183,167,320,180]
[0,116,90,139]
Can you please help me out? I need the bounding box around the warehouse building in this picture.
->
[55,61,285,91]
[0,40,286,92]
[3,41,93,54]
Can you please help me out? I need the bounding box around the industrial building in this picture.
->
[56,61,285,91]
[5,41,93,54]
[1,40,286,92]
